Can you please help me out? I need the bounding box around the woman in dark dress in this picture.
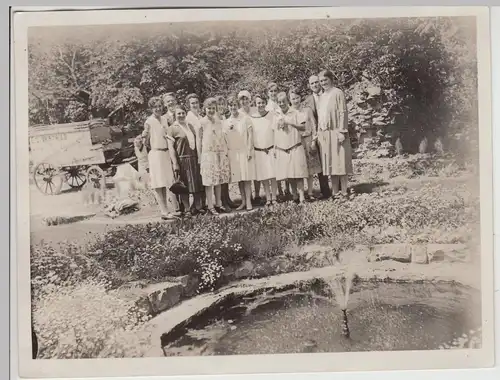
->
[167,106,205,216]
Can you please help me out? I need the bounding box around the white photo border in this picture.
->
[11,6,494,379]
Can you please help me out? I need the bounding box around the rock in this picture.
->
[222,264,237,281]
[297,244,332,262]
[234,261,255,279]
[367,244,411,263]
[427,244,469,263]
[305,251,315,261]
[427,249,445,262]
[143,281,184,314]
[273,259,292,273]
[410,245,428,264]
[252,262,275,278]
[175,275,200,298]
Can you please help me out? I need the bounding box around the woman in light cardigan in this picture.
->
[317,69,353,197]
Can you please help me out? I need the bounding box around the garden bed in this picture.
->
[30,159,480,359]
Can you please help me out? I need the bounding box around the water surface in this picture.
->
[163,282,481,356]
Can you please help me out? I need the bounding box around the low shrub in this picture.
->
[32,181,478,300]
[31,241,117,301]
[81,182,477,288]
[353,154,474,182]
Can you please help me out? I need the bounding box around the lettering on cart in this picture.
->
[29,134,69,144]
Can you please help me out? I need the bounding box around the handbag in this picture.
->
[169,171,189,195]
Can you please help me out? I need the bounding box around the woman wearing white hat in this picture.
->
[238,90,254,116]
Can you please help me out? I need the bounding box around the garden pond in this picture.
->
[161,280,481,356]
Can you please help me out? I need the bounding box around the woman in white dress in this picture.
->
[197,97,231,215]
[264,82,290,201]
[225,95,256,211]
[141,97,180,220]
[289,87,323,201]
[239,89,266,206]
[274,92,308,204]
[317,70,353,197]
[251,94,278,206]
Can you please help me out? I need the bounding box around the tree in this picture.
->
[28,17,478,156]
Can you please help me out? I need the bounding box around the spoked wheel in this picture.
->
[86,165,106,190]
[64,167,87,189]
[32,162,63,195]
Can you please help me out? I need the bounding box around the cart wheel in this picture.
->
[86,165,106,190]
[32,163,63,195]
[65,167,87,189]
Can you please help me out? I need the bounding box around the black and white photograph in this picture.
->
[11,6,494,378]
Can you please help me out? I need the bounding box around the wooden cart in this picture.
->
[29,119,138,195]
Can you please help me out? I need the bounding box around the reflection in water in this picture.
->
[163,282,481,356]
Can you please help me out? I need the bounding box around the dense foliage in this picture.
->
[29,17,477,154]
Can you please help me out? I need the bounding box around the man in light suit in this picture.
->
[304,75,332,199]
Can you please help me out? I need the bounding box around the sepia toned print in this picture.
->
[12,6,493,379]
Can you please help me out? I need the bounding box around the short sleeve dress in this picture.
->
[143,114,175,189]
[167,122,204,194]
[225,113,256,183]
[199,116,231,186]
[274,108,309,181]
[250,110,276,181]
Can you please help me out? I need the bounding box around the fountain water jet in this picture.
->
[327,271,356,339]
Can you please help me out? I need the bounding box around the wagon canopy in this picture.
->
[29,119,114,167]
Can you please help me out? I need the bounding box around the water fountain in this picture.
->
[326,271,356,339]
[160,269,481,355]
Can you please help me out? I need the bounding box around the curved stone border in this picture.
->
[139,254,480,357]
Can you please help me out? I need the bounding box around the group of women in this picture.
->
[139,69,353,220]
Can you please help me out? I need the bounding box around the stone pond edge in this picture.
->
[135,246,478,357]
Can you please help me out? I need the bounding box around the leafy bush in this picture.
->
[31,241,116,301]
[28,17,477,156]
